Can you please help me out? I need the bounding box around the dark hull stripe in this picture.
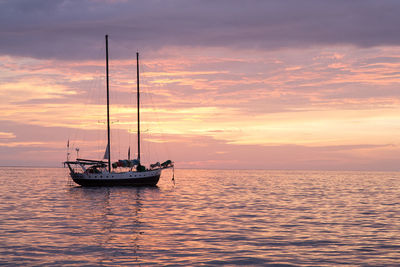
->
[71,175,160,187]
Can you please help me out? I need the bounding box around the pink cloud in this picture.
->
[2,40,400,170]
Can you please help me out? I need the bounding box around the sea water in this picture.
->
[0,167,399,266]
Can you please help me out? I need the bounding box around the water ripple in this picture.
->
[0,168,400,265]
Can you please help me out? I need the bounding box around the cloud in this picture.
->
[1,0,400,59]
[2,46,400,147]
[0,141,48,147]
[2,1,400,170]
[0,132,16,139]
[148,134,399,171]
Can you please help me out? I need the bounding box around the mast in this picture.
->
[136,52,141,164]
[105,35,111,172]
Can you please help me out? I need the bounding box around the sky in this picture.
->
[1,0,400,170]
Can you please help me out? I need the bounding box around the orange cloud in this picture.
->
[2,45,400,169]
[0,132,16,139]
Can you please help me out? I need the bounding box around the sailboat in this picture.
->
[64,35,173,186]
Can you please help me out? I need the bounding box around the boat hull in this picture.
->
[70,169,161,187]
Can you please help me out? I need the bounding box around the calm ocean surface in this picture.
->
[0,168,399,266]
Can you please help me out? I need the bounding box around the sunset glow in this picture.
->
[1,1,400,170]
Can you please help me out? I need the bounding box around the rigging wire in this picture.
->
[140,56,155,165]
[144,68,173,162]
[68,42,105,161]
[138,54,174,178]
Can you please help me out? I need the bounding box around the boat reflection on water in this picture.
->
[66,186,160,265]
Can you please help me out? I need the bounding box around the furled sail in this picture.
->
[103,145,109,159]
[111,159,140,168]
